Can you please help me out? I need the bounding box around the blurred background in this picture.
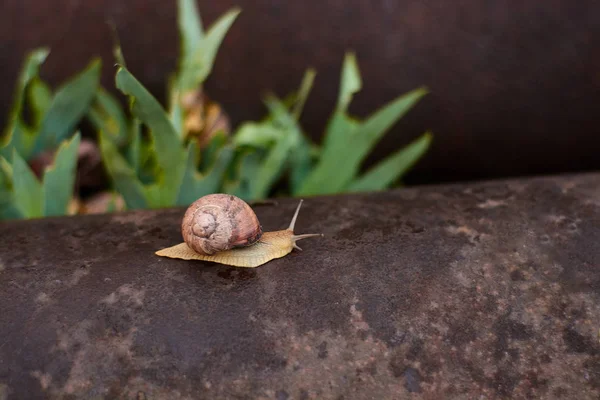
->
[2,0,599,188]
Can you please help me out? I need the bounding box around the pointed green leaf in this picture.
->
[115,65,184,174]
[0,121,37,161]
[28,77,52,128]
[347,132,432,192]
[350,86,428,163]
[98,130,148,209]
[295,113,359,196]
[198,7,240,76]
[178,0,204,65]
[178,8,240,90]
[32,58,102,156]
[87,87,130,146]
[42,132,81,216]
[337,52,362,112]
[319,52,362,160]
[297,87,428,195]
[108,22,127,67]
[292,68,317,120]
[11,149,43,218]
[1,48,50,157]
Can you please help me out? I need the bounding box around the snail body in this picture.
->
[155,194,323,268]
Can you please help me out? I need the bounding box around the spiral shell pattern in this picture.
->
[181,194,263,255]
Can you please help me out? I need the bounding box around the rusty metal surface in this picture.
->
[2,0,600,184]
[1,173,600,399]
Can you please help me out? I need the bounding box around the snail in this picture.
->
[155,194,323,268]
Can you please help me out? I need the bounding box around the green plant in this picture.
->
[95,0,432,208]
[0,0,433,220]
[93,0,240,210]
[0,49,100,161]
[229,52,432,198]
[294,52,432,195]
[224,68,317,200]
[0,48,101,219]
[0,133,81,219]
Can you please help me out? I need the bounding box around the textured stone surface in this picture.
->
[1,173,600,399]
[2,0,600,184]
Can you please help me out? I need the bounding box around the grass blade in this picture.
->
[346,131,432,192]
[42,132,81,216]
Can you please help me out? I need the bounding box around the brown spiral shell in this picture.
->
[181,194,263,255]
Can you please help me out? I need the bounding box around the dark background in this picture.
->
[2,0,599,186]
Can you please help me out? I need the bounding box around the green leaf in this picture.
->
[98,130,148,209]
[244,95,300,200]
[166,74,184,136]
[196,7,240,79]
[178,8,240,91]
[178,0,204,67]
[28,77,52,128]
[11,148,43,218]
[107,20,127,67]
[232,121,285,147]
[292,68,317,119]
[224,149,262,200]
[87,87,130,146]
[42,132,81,216]
[200,130,228,171]
[32,58,101,156]
[0,156,12,187]
[1,48,50,157]
[126,118,142,175]
[294,113,359,196]
[310,52,362,172]
[115,65,184,175]
[297,87,428,196]
[0,192,22,220]
[290,134,315,193]
[175,142,234,205]
[336,52,362,112]
[347,131,432,192]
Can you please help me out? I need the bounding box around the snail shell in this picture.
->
[181,194,262,255]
